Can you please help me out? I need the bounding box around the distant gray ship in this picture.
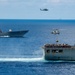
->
[0,29,29,37]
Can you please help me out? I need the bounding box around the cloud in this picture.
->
[0,0,8,2]
[0,0,75,6]
[0,0,8,5]
[0,0,36,6]
[47,0,75,4]
[47,0,60,3]
[0,0,8,1]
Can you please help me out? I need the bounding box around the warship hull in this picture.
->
[0,30,29,37]
[42,29,75,61]
[43,46,75,61]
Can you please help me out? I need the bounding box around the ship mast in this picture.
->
[51,29,60,44]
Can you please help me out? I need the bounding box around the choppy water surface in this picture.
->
[0,20,75,75]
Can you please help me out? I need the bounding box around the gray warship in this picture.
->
[42,29,75,61]
[0,29,29,37]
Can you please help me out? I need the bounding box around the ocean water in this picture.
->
[0,20,75,75]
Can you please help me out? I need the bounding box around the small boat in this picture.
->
[0,29,29,37]
[42,29,75,61]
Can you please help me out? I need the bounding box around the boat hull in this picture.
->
[0,30,29,37]
[43,47,75,61]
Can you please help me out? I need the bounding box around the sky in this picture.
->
[0,0,75,19]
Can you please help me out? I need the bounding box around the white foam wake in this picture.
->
[0,36,9,37]
[0,57,44,62]
[0,58,75,62]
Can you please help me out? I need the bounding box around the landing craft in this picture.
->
[42,29,75,61]
[40,8,48,11]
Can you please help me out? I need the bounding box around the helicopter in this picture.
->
[40,8,49,11]
[51,29,60,34]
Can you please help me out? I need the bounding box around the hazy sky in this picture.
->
[0,0,75,19]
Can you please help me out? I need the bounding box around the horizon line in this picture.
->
[0,19,75,20]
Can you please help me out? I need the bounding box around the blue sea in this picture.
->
[0,19,75,75]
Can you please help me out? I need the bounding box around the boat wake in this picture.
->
[0,36,9,37]
[0,58,75,63]
[0,57,45,62]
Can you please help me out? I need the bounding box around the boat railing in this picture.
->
[44,44,71,48]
